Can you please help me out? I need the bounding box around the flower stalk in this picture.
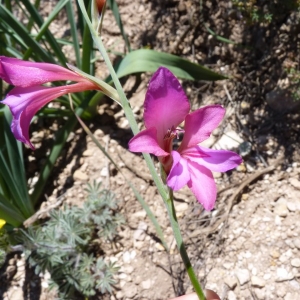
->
[165,189,206,300]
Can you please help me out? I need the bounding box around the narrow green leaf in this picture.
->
[20,0,69,64]
[0,4,54,63]
[0,195,24,227]
[114,49,226,81]
[66,1,81,68]
[22,0,70,62]
[204,24,236,44]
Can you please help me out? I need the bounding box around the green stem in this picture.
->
[165,189,206,300]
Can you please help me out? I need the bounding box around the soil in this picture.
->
[1,0,300,300]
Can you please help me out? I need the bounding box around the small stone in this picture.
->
[236,269,250,285]
[141,279,152,289]
[291,258,300,267]
[277,285,287,297]
[175,202,189,212]
[83,149,94,157]
[132,210,147,218]
[9,288,23,300]
[122,250,136,263]
[287,201,296,212]
[266,89,300,112]
[124,284,137,298]
[214,130,243,150]
[241,193,249,201]
[100,167,109,177]
[155,242,165,251]
[133,222,148,241]
[274,199,289,217]
[270,249,280,259]
[133,229,146,241]
[276,267,294,281]
[290,178,300,190]
[224,276,238,289]
[285,292,299,300]
[227,291,237,300]
[73,170,88,181]
[294,239,300,250]
[223,262,234,269]
[251,276,265,287]
[254,288,265,300]
[116,291,123,299]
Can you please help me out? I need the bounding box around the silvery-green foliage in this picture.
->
[23,182,124,299]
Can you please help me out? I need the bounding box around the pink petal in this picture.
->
[0,56,84,87]
[182,145,242,172]
[2,82,96,149]
[167,151,190,190]
[128,127,169,157]
[143,67,190,147]
[187,161,217,210]
[179,105,225,151]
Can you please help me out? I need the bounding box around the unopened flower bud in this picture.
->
[95,0,106,15]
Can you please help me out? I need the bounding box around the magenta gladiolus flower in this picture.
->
[0,56,101,149]
[129,67,242,210]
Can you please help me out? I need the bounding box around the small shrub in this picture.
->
[22,182,124,299]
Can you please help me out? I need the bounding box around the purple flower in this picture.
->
[129,67,242,210]
[0,56,101,149]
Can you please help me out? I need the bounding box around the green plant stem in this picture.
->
[165,189,205,300]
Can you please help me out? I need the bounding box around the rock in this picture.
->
[254,288,265,300]
[132,210,147,218]
[236,269,250,285]
[294,238,300,250]
[124,284,137,298]
[133,221,148,241]
[290,178,300,190]
[291,258,300,268]
[122,250,136,263]
[175,202,189,212]
[251,276,265,287]
[270,249,280,259]
[276,267,294,281]
[83,149,94,157]
[224,276,238,289]
[100,167,109,177]
[277,285,287,297]
[285,292,299,300]
[141,279,152,289]
[73,170,88,181]
[7,288,23,300]
[287,201,296,212]
[274,198,289,217]
[116,291,123,299]
[227,291,237,300]
[266,88,300,112]
[214,130,243,150]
